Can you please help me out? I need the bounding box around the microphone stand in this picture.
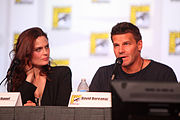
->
[111,74,116,81]
[111,64,120,80]
[0,59,20,91]
[0,77,6,86]
[0,70,14,92]
[111,57,123,80]
[7,75,13,92]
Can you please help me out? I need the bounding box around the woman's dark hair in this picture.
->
[9,27,50,91]
[111,22,142,43]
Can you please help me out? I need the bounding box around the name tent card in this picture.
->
[68,92,111,107]
[0,92,22,106]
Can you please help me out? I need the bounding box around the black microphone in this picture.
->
[0,58,20,88]
[7,58,20,91]
[111,57,123,80]
[6,58,20,78]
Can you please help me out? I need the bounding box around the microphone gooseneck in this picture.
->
[0,58,20,91]
[6,58,20,78]
[7,58,20,91]
[111,57,123,80]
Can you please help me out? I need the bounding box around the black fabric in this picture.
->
[18,66,72,106]
[89,60,177,92]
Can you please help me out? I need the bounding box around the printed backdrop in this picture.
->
[0,0,180,92]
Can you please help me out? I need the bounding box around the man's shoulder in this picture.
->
[98,64,115,71]
[148,60,177,82]
[150,60,173,70]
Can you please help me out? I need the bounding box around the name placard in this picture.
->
[0,92,22,106]
[68,92,111,107]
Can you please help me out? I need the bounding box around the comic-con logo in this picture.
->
[52,7,72,29]
[90,33,109,56]
[14,33,20,49]
[51,59,70,66]
[70,95,82,105]
[15,0,33,4]
[130,5,150,28]
[169,32,180,55]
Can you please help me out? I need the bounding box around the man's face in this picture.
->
[31,36,50,67]
[112,33,142,67]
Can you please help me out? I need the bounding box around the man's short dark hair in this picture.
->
[111,22,142,43]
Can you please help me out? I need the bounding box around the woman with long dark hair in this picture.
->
[7,27,72,106]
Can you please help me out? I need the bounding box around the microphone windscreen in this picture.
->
[116,57,123,65]
[13,58,20,65]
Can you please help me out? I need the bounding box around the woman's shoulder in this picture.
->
[47,66,72,81]
[48,66,71,77]
[50,66,71,72]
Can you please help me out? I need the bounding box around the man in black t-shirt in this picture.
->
[89,22,177,92]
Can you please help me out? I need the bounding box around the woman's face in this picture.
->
[31,36,50,67]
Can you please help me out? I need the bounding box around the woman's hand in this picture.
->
[24,100,36,106]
